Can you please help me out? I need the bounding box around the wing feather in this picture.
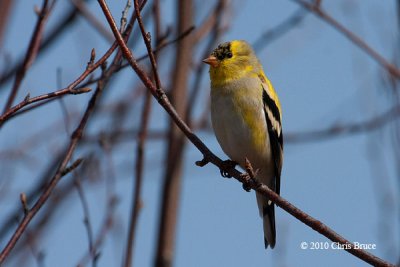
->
[260,75,283,195]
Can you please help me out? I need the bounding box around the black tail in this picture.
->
[263,201,276,249]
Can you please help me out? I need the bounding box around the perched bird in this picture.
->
[203,40,283,249]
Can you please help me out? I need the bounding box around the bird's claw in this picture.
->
[239,173,252,192]
[219,160,237,178]
[242,180,252,192]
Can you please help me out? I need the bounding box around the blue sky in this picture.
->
[0,0,399,266]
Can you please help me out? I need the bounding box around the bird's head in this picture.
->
[203,40,261,87]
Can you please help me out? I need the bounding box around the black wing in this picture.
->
[261,80,283,195]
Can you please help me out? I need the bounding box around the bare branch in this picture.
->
[0,87,91,127]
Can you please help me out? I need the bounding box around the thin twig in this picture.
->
[120,0,132,32]
[133,0,161,89]
[0,87,91,127]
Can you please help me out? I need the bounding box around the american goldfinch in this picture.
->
[203,40,283,249]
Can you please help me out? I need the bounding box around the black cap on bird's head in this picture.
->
[203,40,255,68]
[211,42,233,61]
[203,42,233,67]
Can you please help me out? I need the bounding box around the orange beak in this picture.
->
[202,55,219,67]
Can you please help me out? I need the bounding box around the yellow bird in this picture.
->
[203,40,283,249]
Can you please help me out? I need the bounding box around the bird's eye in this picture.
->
[227,52,233,58]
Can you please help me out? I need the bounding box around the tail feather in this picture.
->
[256,192,276,249]
[263,201,276,249]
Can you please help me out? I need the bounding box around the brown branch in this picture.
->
[120,0,132,32]
[97,1,395,266]
[133,0,161,89]
[133,0,161,88]
[291,0,400,78]
[0,87,91,127]
[2,0,53,113]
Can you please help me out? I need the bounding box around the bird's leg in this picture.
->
[241,174,253,192]
[241,158,259,192]
[219,159,237,178]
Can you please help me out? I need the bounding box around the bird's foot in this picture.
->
[220,159,237,178]
[240,174,252,192]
